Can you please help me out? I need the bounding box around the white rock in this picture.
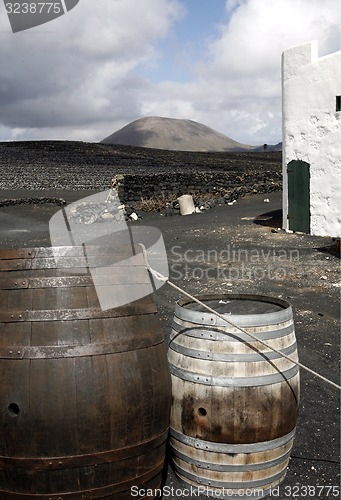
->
[101,212,115,220]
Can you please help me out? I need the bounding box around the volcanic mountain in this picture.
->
[101,116,254,152]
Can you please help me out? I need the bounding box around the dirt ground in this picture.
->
[0,190,339,499]
[149,192,340,500]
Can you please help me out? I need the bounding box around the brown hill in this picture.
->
[100,116,254,152]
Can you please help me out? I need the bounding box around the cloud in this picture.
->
[145,0,340,145]
[0,0,184,140]
[211,0,339,75]
[0,0,339,145]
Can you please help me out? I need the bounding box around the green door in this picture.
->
[287,160,310,233]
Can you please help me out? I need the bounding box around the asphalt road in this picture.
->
[0,190,339,499]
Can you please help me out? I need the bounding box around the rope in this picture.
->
[139,244,341,392]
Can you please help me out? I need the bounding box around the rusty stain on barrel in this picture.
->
[168,294,300,498]
[0,245,171,499]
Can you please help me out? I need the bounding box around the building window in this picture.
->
[336,96,341,112]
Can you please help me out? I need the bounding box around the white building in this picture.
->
[282,41,341,237]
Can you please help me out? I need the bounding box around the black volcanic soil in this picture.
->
[0,141,281,190]
[0,141,339,499]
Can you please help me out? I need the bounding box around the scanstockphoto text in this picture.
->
[131,484,340,498]
[169,244,300,282]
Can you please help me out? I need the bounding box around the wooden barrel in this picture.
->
[0,245,171,499]
[168,294,300,498]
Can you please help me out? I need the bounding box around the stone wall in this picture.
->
[0,142,282,212]
[117,170,282,204]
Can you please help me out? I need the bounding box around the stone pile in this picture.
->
[67,192,140,225]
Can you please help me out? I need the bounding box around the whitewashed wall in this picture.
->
[282,41,341,237]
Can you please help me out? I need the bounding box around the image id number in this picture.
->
[284,485,340,497]
[5,3,62,15]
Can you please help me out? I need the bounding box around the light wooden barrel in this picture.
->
[168,294,300,498]
[0,245,171,499]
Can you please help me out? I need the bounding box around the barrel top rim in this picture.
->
[177,293,292,312]
[175,293,293,327]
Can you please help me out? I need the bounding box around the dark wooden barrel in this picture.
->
[0,245,171,499]
[168,294,300,498]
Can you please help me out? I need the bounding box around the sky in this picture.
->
[0,0,340,145]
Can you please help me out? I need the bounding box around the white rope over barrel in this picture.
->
[139,243,341,392]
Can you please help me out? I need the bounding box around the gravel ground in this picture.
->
[0,189,339,500]
[0,142,339,499]
[0,141,281,190]
[148,193,340,500]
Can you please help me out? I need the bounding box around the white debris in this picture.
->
[101,212,115,220]
[264,198,270,203]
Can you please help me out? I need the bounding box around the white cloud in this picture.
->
[211,0,339,74]
[0,0,339,145]
[147,0,340,145]
[0,0,184,140]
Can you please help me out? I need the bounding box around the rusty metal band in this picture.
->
[173,461,286,490]
[0,260,80,271]
[0,245,144,259]
[171,446,292,472]
[0,460,164,499]
[169,339,298,362]
[0,272,150,290]
[175,294,293,328]
[0,258,145,271]
[169,362,299,387]
[0,303,157,323]
[0,336,164,359]
[0,248,38,260]
[170,427,296,454]
[0,429,168,470]
[171,319,294,342]
[0,277,90,290]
